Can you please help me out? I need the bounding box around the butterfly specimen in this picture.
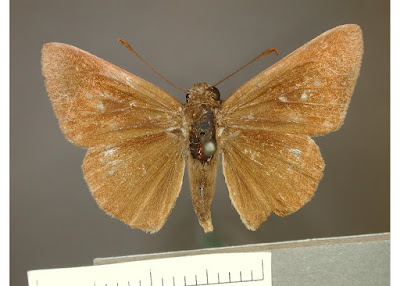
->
[41,24,363,233]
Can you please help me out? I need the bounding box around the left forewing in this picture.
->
[218,24,363,136]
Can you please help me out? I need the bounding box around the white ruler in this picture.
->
[27,252,271,286]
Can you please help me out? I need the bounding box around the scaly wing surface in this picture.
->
[42,43,185,232]
[221,129,324,230]
[42,42,184,147]
[83,133,185,233]
[219,24,363,136]
[218,25,363,229]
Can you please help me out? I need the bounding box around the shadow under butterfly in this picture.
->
[41,24,363,233]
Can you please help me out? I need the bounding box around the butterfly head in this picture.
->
[186,83,220,104]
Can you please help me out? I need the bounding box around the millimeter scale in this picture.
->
[27,233,389,285]
[27,252,272,286]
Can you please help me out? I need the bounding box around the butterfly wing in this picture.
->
[220,129,324,230]
[217,24,363,230]
[219,24,363,136]
[83,132,185,233]
[42,43,185,232]
[42,43,183,147]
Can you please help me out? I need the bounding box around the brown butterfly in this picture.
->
[41,24,363,233]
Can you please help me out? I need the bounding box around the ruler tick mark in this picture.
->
[206,269,209,284]
[150,269,153,286]
[261,260,264,280]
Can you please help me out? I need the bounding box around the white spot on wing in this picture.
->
[301,92,308,100]
[292,116,300,123]
[279,96,288,102]
[227,130,241,139]
[141,164,147,175]
[289,148,302,157]
[103,147,118,157]
[322,121,332,128]
[244,113,254,120]
[217,127,224,137]
[249,151,263,165]
[98,101,104,111]
[98,92,112,98]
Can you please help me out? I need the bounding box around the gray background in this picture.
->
[11,1,389,285]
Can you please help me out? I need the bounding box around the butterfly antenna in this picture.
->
[118,39,188,92]
[212,48,279,87]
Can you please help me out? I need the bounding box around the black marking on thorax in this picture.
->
[189,105,217,163]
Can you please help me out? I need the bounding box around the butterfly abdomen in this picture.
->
[185,103,219,232]
[184,83,221,232]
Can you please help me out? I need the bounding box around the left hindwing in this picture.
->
[220,129,324,230]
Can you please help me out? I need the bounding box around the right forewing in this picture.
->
[42,43,184,147]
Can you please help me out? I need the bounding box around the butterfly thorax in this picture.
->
[184,83,220,163]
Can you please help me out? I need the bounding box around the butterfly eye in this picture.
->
[186,93,190,102]
[209,86,220,101]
